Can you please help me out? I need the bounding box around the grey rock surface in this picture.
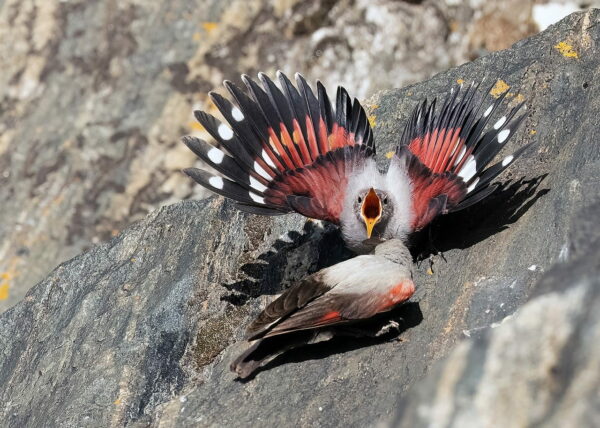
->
[392,203,600,428]
[2,0,597,313]
[0,8,599,428]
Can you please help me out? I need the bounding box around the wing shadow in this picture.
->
[221,221,352,306]
[410,174,550,261]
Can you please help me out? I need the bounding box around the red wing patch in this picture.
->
[183,71,375,224]
[409,169,465,231]
[396,81,528,230]
[408,127,467,174]
[263,149,354,223]
[319,311,342,323]
[399,146,466,231]
[379,280,415,311]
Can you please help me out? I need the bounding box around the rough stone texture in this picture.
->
[392,203,600,427]
[2,0,598,312]
[0,7,599,428]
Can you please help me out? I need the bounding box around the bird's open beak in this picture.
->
[361,188,382,238]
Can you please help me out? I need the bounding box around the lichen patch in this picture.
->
[554,41,579,58]
[490,80,510,98]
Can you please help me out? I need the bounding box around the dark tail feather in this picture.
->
[231,330,321,379]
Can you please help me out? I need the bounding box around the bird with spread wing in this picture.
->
[182,72,531,377]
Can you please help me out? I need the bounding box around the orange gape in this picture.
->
[362,188,381,218]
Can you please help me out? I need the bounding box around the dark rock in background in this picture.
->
[0,7,599,428]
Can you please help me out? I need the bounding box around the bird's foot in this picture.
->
[375,319,401,337]
[437,250,447,263]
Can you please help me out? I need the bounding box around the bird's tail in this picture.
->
[231,330,325,379]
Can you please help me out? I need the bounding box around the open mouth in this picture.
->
[361,188,382,238]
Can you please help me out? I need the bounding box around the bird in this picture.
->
[182,71,532,253]
[182,72,532,377]
[230,238,414,379]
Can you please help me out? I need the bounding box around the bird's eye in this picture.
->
[383,197,388,205]
[357,196,362,203]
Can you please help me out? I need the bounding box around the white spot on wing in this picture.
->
[231,107,244,122]
[502,155,514,166]
[497,129,510,143]
[209,176,224,189]
[254,161,272,180]
[249,192,265,204]
[458,156,477,182]
[218,123,234,140]
[262,149,276,168]
[207,147,225,164]
[493,116,506,129]
[249,176,267,192]
[467,177,480,193]
[484,105,493,117]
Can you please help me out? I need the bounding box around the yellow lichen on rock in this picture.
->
[507,92,526,108]
[368,115,377,128]
[490,80,510,98]
[513,93,525,103]
[385,151,394,159]
[0,265,19,302]
[0,282,8,301]
[201,22,219,34]
[554,41,579,58]
[188,120,205,132]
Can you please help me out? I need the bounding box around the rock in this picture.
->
[3,0,598,313]
[391,203,600,427]
[0,8,599,428]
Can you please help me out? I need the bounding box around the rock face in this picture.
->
[1,9,599,428]
[392,213,600,427]
[2,0,597,313]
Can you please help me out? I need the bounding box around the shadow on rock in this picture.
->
[238,302,423,381]
[412,174,550,262]
[221,221,354,306]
